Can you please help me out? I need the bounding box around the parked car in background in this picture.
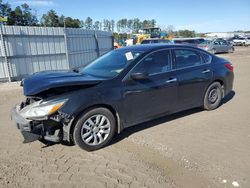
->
[172,38,205,47]
[233,37,250,46]
[141,38,170,44]
[11,44,234,151]
[198,39,234,54]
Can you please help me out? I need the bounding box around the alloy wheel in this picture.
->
[80,115,111,146]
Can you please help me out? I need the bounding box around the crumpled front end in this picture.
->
[11,97,72,144]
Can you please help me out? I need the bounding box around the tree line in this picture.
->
[0,0,197,37]
[0,1,156,32]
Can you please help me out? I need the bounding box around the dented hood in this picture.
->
[23,70,104,96]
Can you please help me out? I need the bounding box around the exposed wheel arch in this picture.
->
[68,104,121,144]
[212,79,225,97]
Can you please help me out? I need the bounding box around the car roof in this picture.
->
[172,37,203,40]
[142,38,165,41]
[115,44,200,53]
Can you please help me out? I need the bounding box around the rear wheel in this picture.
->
[73,108,116,151]
[211,49,216,54]
[203,82,222,111]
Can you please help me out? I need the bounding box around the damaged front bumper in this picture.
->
[11,105,63,143]
[11,106,42,143]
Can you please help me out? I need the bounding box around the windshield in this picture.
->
[141,40,151,44]
[79,50,142,79]
[196,38,205,44]
[201,40,211,44]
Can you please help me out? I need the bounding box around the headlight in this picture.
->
[20,99,67,119]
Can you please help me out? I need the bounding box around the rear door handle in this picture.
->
[202,69,211,74]
[166,78,177,83]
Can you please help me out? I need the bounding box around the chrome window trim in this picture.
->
[122,47,212,82]
[171,61,208,71]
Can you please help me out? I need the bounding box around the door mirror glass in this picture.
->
[130,72,149,80]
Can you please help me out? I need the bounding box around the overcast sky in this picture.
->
[7,0,250,32]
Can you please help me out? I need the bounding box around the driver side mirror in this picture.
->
[130,72,149,80]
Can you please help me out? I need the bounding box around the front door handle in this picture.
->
[202,69,211,74]
[166,78,177,83]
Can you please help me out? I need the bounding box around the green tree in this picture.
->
[20,3,38,26]
[7,3,38,26]
[41,10,60,27]
[117,18,128,32]
[59,15,65,27]
[110,19,115,32]
[7,6,22,25]
[93,20,101,30]
[177,29,196,37]
[116,20,121,32]
[63,17,81,28]
[142,20,148,28]
[80,20,85,28]
[85,17,93,30]
[0,0,11,18]
[120,18,127,32]
[133,18,141,33]
[127,19,133,32]
[151,19,156,27]
[103,19,110,31]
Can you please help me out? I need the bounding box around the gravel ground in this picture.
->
[0,47,249,188]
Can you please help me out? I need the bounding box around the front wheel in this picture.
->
[73,108,116,151]
[203,82,223,111]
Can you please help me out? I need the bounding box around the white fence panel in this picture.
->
[0,26,113,81]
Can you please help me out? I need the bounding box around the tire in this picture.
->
[73,108,116,151]
[203,82,223,111]
[211,49,216,54]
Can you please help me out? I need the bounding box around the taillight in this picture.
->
[225,63,234,71]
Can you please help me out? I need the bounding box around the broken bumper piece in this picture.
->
[11,105,64,144]
[11,106,42,143]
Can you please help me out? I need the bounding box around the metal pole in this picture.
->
[63,27,70,69]
[0,23,11,82]
[94,31,100,57]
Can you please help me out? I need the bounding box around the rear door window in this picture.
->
[200,52,212,64]
[219,40,227,45]
[174,49,203,69]
[213,41,220,45]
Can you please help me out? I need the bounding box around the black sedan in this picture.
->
[11,44,234,151]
